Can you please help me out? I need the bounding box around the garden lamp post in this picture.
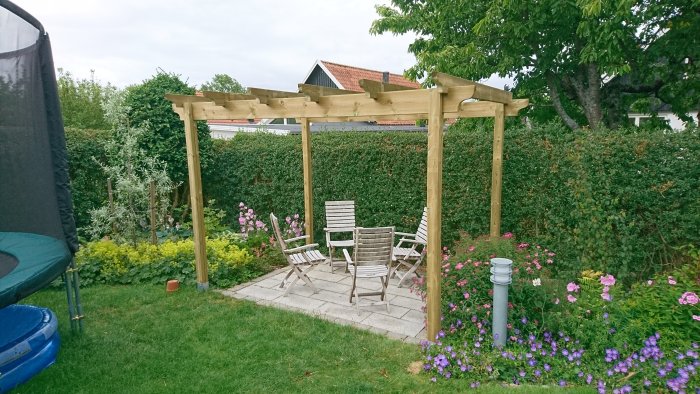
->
[490,257,513,347]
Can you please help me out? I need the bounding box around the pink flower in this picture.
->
[468,246,476,252]
[238,217,246,225]
[567,294,577,303]
[455,263,464,270]
[483,304,491,309]
[566,282,580,293]
[600,274,616,286]
[679,292,699,305]
[647,280,654,286]
[239,202,245,208]
[502,232,514,239]
[668,276,677,285]
[463,292,470,299]
[693,315,700,321]
[601,291,612,302]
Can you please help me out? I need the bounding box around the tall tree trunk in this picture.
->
[546,73,580,130]
[568,64,603,129]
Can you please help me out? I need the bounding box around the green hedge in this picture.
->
[205,124,700,283]
[65,123,700,282]
[65,127,110,236]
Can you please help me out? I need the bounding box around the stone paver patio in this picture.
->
[221,262,426,343]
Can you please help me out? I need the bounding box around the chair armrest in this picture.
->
[342,249,353,266]
[396,238,426,246]
[395,232,415,238]
[284,243,320,254]
[284,235,309,244]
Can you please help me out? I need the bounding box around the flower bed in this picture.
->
[417,233,699,392]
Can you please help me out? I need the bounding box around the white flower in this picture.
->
[532,278,542,287]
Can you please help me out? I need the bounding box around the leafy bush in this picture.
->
[420,232,700,391]
[205,125,700,283]
[75,237,263,288]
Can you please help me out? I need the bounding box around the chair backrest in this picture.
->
[415,207,428,244]
[325,200,356,231]
[269,213,287,250]
[353,227,394,267]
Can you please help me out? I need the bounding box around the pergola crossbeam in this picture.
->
[298,84,359,102]
[247,87,307,104]
[201,91,257,106]
[433,71,513,104]
[359,79,417,99]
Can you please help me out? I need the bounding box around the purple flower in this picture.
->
[679,291,699,305]
[600,274,616,286]
[567,282,580,292]
[567,294,577,303]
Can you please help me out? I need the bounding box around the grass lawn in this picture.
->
[13,285,589,393]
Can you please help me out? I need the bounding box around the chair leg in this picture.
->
[398,260,423,288]
[382,275,390,312]
[349,274,357,304]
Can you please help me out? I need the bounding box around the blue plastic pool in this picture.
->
[0,304,60,392]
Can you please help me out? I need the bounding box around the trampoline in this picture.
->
[1,0,82,390]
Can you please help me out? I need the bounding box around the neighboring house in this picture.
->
[628,105,699,130]
[207,60,426,138]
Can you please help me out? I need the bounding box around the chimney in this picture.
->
[382,71,390,83]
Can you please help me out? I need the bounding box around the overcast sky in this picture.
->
[16,0,509,91]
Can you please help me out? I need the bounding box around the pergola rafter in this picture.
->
[166,71,528,340]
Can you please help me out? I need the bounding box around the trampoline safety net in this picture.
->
[0,0,78,253]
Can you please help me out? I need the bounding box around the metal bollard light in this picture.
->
[490,257,513,347]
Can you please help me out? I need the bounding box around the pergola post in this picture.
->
[183,102,208,291]
[490,103,505,238]
[426,88,445,341]
[300,118,314,243]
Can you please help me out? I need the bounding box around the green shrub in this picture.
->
[75,237,263,288]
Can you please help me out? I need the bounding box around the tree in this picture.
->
[371,1,700,130]
[57,69,113,129]
[89,89,176,244]
[124,71,213,213]
[200,73,246,93]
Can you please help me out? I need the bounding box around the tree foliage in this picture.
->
[200,73,245,93]
[88,89,176,244]
[57,69,113,130]
[124,71,213,207]
[371,0,700,130]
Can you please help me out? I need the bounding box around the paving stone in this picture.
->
[362,313,425,337]
[287,284,317,297]
[402,309,426,324]
[309,279,351,294]
[307,269,347,282]
[236,285,282,301]
[310,290,353,306]
[386,331,409,342]
[316,303,371,323]
[375,304,410,319]
[275,293,326,310]
[390,295,424,311]
[254,277,283,289]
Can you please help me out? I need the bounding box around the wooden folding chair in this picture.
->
[270,213,326,296]
[343,226,394,312]
[391,207,427,287]
[324,200,356,272]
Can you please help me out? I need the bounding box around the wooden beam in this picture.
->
[490,103,505,238]
[165,94,211,107]
[432,71,513,104]
[247,87,306,105]
[298,84,359,102]
[169,88,475,121]
[201,91,256,106]
[183,102,209,291]
[359,79,417,99]
[426,88,445,341]
[300,118,314,243]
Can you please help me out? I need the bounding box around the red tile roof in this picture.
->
[319,60,420,92]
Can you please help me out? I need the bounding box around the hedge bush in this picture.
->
[66,123,700,283]
[205,124,700,283]
[75,238,262,288]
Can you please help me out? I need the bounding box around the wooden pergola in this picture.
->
[166,72,528,340]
